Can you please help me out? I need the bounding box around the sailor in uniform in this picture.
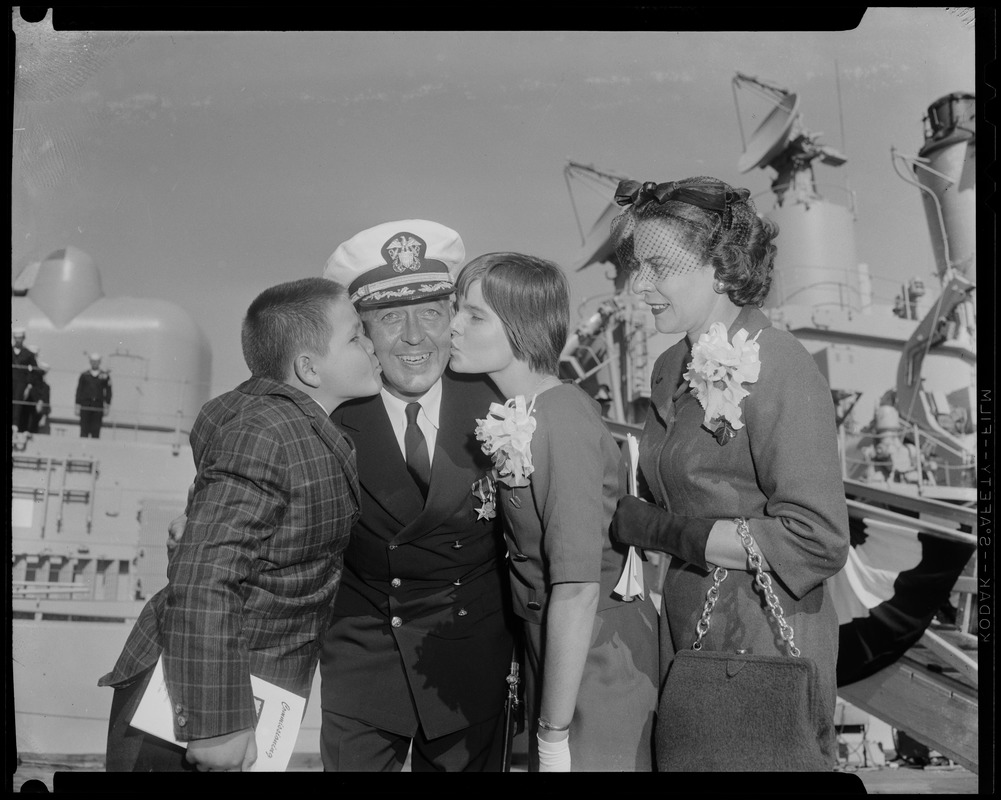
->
[75,352,113,438]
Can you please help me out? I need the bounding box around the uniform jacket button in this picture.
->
[451,541,463,550]
[391,578,401,588]
[452,578,462,586]
[174,704,183,714]
[388,544,398,550]
[391,616,402,628]
[527,601,542,611]
[176,715,187,727]
[457,608,468,616]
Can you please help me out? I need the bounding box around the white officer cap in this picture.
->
[323,219,464,309]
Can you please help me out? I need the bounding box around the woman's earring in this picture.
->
[713,279,727,294]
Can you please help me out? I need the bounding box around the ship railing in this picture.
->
[862,277,911,311]
[774,271,962,321]
[766,272,959,319]
[777,280,863,312]
[839,421,975,493]
[750,181,858,218]
[841,453,975,493]
[11,580,91,599]
[10,363,210,446]
[12,398,200,449]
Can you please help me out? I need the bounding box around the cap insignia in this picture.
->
[386,235,424,273]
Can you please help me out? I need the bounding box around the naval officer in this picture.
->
[319,220,515,771]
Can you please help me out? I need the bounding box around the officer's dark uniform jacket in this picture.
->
[320,372,514,739]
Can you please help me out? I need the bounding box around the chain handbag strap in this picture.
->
[692,565,727,650]
[691,518,800,657]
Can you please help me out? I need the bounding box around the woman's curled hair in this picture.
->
[612,175,780,307]
[713,208,779,307]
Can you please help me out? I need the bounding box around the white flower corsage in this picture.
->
[683,322,761,445]
[474,395,538,488]
[471,473,497,521]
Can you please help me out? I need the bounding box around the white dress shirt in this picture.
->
[379,378,442,468]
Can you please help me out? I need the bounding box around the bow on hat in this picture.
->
[614,179,750,228]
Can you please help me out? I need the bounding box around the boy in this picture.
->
[99,277,382,772]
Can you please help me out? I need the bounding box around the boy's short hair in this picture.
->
[456,253,569,374]
[241,277,347,381]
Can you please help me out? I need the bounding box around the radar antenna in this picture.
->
[732,73,847,205]
[564,161,630,244]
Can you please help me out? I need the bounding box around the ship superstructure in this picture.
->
[10,248,217,755]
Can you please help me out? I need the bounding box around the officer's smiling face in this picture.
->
[360,297,454,402]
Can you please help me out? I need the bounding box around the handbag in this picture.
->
[657,518,833,772]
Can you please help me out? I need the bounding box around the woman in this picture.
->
[608,177,850,770]
[449,252,658,772]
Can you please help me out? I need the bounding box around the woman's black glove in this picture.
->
[610,495,715,570]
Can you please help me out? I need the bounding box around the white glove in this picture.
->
[537,733,571,772]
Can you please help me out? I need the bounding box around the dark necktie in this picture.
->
[404,402,431,499]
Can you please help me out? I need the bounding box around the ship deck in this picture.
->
[10,752,980,791]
